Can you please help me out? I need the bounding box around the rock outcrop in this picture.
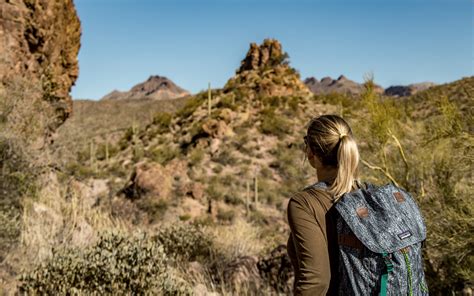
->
[101,75,189,101]
[304,75,384,95]
[0,0,81,140]
[384,82,436,97]
[224,39,311,98]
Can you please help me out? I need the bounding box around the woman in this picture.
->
[287,114,360,296]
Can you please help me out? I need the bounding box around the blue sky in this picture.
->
[71,0,473,100]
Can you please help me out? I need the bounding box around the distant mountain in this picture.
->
[304,75,384,95]
[101,75,190,101]
[384,82,436,97]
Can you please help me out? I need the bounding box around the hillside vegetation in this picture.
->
[2,39,472,295]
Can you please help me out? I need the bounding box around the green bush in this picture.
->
[149,145,179,165]
[155,223,213,261]
[188,146,205,165]
[0,137,38,261]
[216,208,236,223]
[152,112,173,131]
[269,143,305,196]
[213,149,238,166]
[19,233,192,295]
[136,198,169,223]
[176,95,205,119]
[216,94,237,110]
[259,107,289,138]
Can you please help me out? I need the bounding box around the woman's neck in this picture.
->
[316,166,338,184]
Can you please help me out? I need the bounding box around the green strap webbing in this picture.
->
[380,252,393,296]
[380,272,388,296]
[403,251,414,296]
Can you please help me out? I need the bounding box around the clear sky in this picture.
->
[71,0,473,100]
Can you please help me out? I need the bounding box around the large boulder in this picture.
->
[121,162,173,200]
[121,159,190,201]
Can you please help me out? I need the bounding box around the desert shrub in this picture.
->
[19,232,192,295]
[287,96,300,113]
[269,143,306,196]
[360,79,401,146]
[206,176,226,201]
[213,149,238,166]
[216,94,237,110]
[176,94,205,119]
[188,146,205,165]
[261,96,284,108]
[259,107,290,138]
[118,126,135,150]
[224,193,242,206]
[425,95,463,142]
[95,142,119,161]
[209,219,263,262]
[155,222,213,261]
[217,208,236,223]
[257,179,281,206]
[212,164,223,174]
[152,112,173,131]
[0,137,38,261]
[64,161,97,180]
[149,144,179,165]
[136,198,169,223]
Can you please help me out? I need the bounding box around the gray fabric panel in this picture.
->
[334,184,426,253]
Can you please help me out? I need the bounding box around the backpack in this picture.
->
[313,181,429,296]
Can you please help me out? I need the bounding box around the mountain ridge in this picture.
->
[101,75,190,101]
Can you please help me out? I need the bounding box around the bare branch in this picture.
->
[361,159,400,187]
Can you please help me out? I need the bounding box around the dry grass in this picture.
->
[207,218,264,262]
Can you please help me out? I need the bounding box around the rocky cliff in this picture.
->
[224,39,311,98]
[0,0,81,142]
[101,75,189,101]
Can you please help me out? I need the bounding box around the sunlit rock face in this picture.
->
[0,0,81,142]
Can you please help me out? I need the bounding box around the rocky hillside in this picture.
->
[0,0,81,143]
[304,75,383,95]
[52,96,190,166]
[101,75,189,101]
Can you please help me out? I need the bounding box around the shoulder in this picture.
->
[288,185,334,217]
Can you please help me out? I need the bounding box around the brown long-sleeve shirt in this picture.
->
[287,185,340,296]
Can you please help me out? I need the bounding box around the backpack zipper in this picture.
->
[401,248,413,296]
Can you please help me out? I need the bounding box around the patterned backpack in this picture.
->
[315,181,429,296]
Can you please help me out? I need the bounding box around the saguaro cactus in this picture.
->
[254,175,259,209]
[246,180,250,216]
[105,139,109,164]
[208,82,212,117]
[90,140,95,172]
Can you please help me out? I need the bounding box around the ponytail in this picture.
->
[329,134,359,199]
[306,115,360,200]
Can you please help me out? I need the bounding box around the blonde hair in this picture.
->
[306,115,359,199]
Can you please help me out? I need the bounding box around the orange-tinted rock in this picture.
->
[0,0,81,141]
